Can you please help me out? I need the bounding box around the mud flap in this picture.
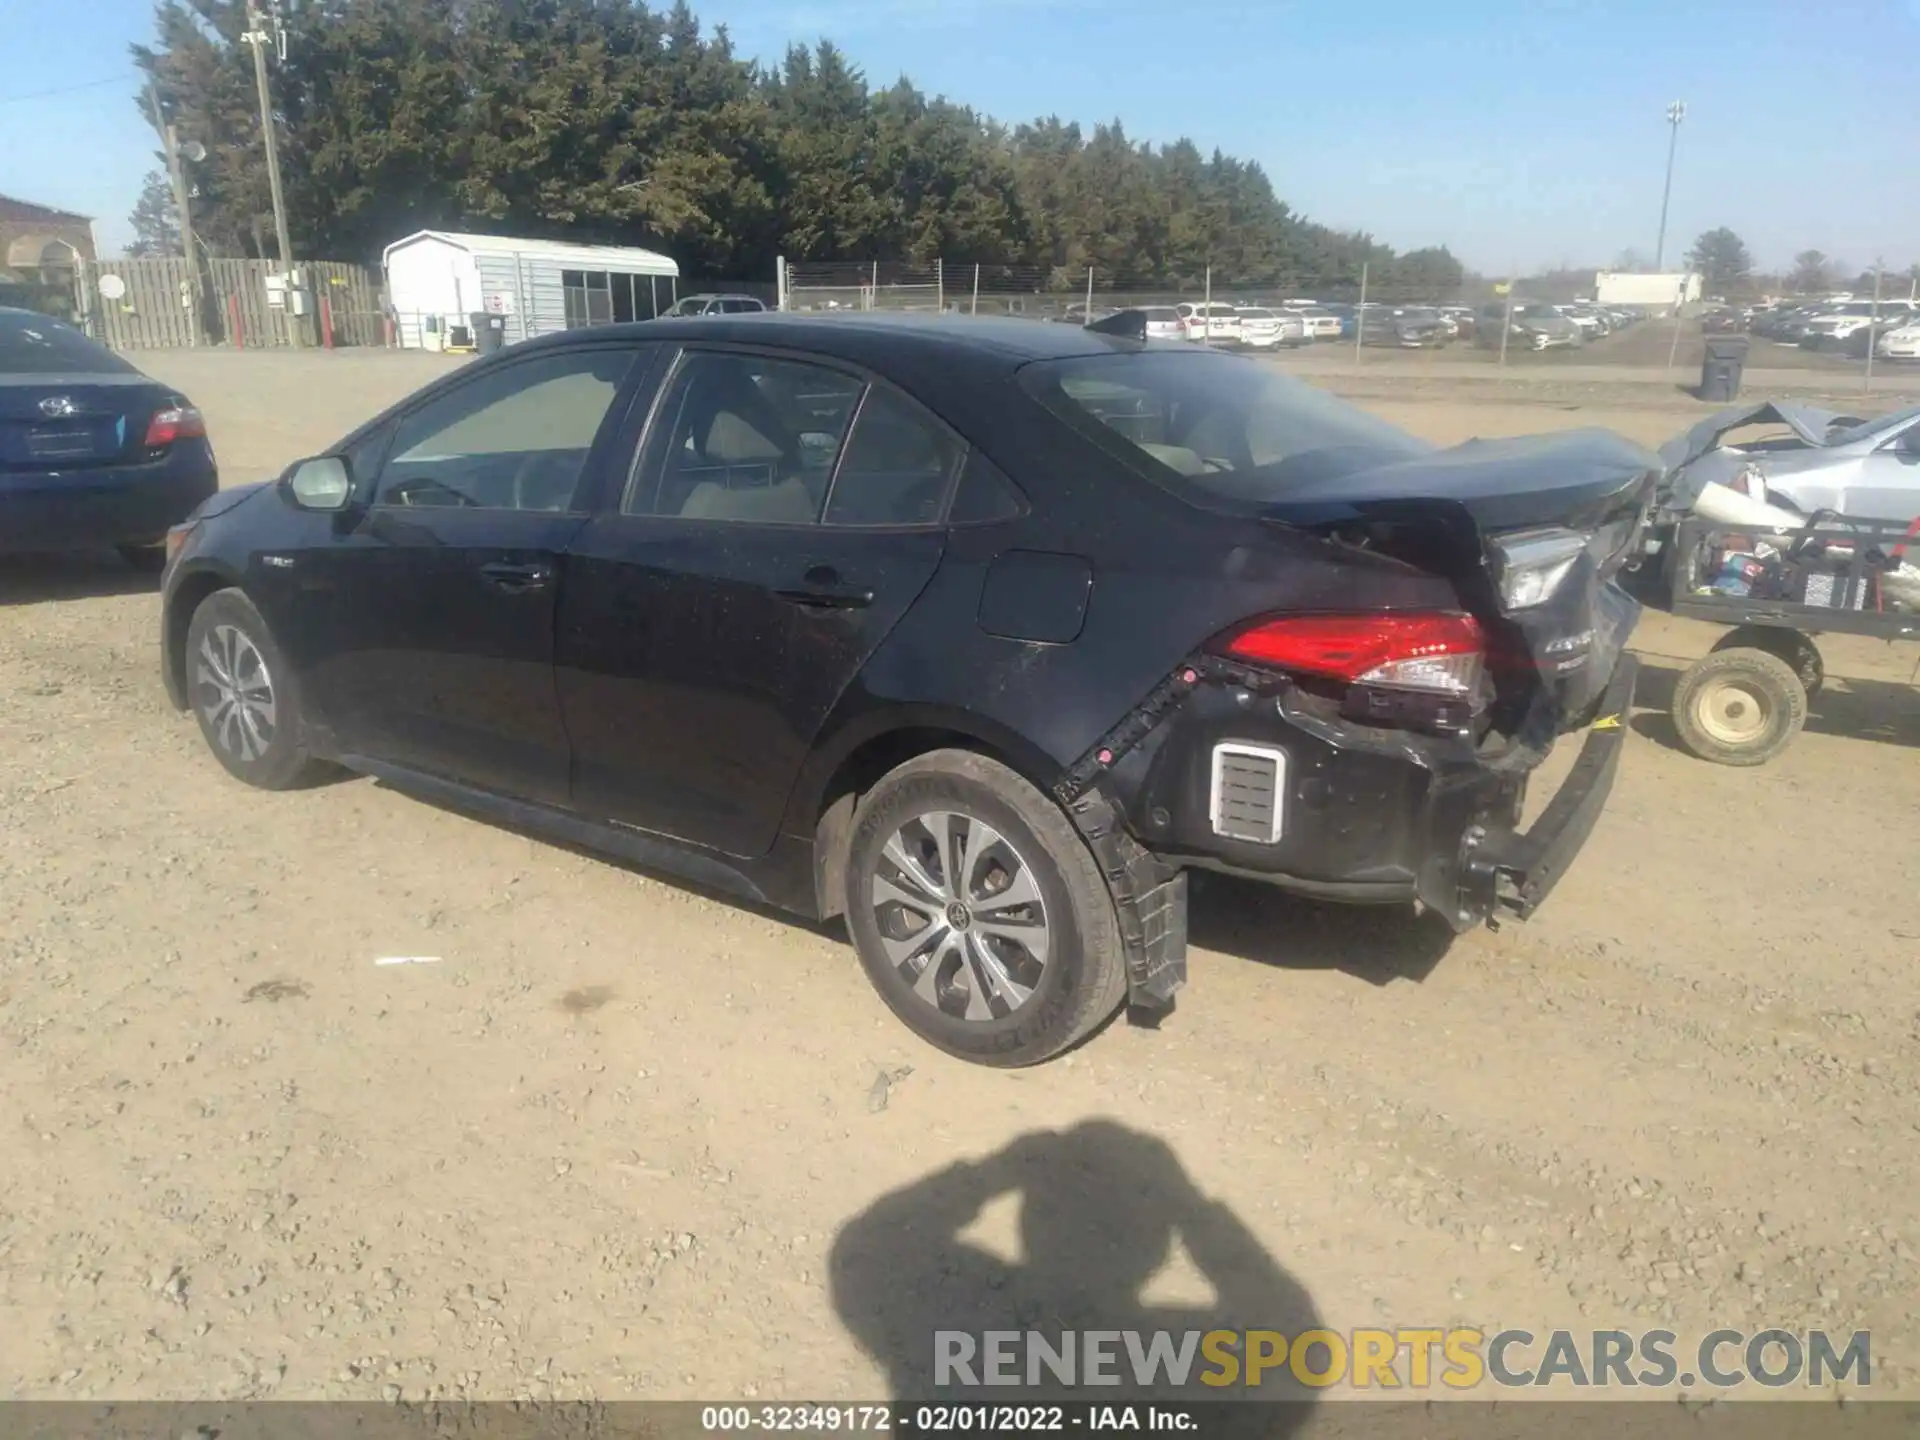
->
[1063,785,1189,1013]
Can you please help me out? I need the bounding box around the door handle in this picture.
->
[479,560,552,593]
[776,565,873,610]
[776,583,874,610]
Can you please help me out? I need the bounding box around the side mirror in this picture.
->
[284,455,354,511]
[1897,428,1920,459]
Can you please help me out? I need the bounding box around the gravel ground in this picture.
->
[1,349,1916,1406]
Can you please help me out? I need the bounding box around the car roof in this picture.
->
[519,312,1143,368]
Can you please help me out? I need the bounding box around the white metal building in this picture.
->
[1593,271,1702,308]
[382,230,681,350]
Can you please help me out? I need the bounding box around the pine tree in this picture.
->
[127,170,182,257]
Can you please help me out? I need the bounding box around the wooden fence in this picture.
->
[74,256,385,350]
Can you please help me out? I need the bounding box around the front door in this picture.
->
[295,343,648,806]
[557,347,959,857]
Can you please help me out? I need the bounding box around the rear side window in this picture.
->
[948,452,1027,524]
[626,350,863,523]
[0,311,135,376]
[823,386,962,527]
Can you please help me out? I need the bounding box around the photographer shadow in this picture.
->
[829,1120,1321,1431]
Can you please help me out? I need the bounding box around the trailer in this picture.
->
[1656,513,1920,764]
[1594,271,1701,308]
[382,230,680,352]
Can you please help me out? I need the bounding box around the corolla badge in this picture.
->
[38,395,79,418]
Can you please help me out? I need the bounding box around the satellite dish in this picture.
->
[180,140,207,163]
[98,274,127,301]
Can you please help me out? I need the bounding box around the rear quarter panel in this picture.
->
[784,386,1456,823]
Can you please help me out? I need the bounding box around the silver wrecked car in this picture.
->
[1657,400,1920,524]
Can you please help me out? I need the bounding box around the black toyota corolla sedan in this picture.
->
[1,307,216,566]
[160,314,1651,1065]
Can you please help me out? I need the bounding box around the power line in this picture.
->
[0,73,138,106]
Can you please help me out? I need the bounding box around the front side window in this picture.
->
[1022,350,1429,507]
[373,348,634,511]
[626,351,864,523]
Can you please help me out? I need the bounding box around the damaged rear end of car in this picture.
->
[1026,352,1656,971]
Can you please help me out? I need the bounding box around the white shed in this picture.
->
[381,229,680,350]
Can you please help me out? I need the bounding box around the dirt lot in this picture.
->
[2,349,1917,1406]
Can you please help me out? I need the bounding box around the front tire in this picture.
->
[184,588,320,790]
[844,750,1127,1067]
[1671,647,1807,766]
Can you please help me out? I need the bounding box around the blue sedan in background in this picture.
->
[1,307,216,569]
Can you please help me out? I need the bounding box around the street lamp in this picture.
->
[1654,100,1686,270]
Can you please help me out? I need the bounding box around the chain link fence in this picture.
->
[775,256,1920,389]
[779,258,1478,317]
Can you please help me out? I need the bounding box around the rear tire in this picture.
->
[184,588,320,790]
[1672,647,1806,766]
[843,750,1126,1067]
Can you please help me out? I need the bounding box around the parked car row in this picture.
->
[1459,301,1644,352]
[1746,297,1920,358]
[1082,303,1314,349]
[1083,301,1499,349]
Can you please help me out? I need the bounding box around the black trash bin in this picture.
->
[1701,336,1749,403]
[472,311,507,354]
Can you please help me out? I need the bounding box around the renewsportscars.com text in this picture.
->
[933,1328,1871,1391]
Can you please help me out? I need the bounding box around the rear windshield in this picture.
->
[1140,307,1179,321]
[0,311,135,377]
[1022,350,1430,508]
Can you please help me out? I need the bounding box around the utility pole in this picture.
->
[146,78,201,345]
[1354,262,1369,360]
[243,0,301,346]
[1653,101,1686,271]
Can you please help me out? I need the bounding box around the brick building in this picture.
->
[0,193,94,285]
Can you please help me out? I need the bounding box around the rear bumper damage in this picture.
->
[1459,653,1636,921]
[1060,647,1638,1008]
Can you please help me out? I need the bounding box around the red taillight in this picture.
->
[1213,612,1485,695]
[144,404,206,447]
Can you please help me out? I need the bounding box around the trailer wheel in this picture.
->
[1712,624,1824,699]
[1672,647,1807,766]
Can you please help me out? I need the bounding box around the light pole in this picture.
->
[1653,100,1686,271]
[242,0,301,346]
[146,78,203,344]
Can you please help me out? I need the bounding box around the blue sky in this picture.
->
[4,0,1917,274]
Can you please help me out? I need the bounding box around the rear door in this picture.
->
[287,343,650,806]
[556,346,959,857]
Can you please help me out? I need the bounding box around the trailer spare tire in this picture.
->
[1671,647,1807,766]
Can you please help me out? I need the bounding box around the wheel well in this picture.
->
[164,572,235,707]
[1711,624,1822,691]
[810,727,1034,921]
